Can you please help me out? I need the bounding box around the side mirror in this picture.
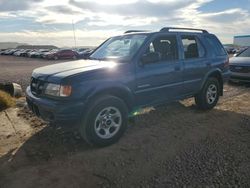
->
[141,52,161,64]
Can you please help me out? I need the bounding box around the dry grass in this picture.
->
[0,90,15,110]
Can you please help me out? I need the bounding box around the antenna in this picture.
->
[72,20,77,49]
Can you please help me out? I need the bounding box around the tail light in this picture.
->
[224,57,229,68]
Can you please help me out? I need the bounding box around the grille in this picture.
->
[30,77,45,95]
[230,65,250,73]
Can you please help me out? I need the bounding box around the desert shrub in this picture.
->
[0,90,15,110]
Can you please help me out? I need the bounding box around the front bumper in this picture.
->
[230,72,250,83]
[26,86,85,123]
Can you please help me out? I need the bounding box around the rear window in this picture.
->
[205,35,226,56]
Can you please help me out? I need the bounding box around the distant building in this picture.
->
[234,35,250,46]
[16,45,58,49]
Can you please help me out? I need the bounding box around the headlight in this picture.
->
[45,83,72,97]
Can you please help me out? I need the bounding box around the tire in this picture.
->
[79,95,128,146]
[54,56,58,60]
[73,55,77,60]
[195,77,220,110]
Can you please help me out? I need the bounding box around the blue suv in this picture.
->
[26,27,230,146]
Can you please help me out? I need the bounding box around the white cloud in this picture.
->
[0,0,249,46]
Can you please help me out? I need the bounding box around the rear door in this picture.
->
[135,34,184,106]
[180,35,209,95]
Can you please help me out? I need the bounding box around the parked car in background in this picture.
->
[19,49,32,57]
[3,49,18,55]
[28,49,50,58]
[0,49,8,55]
[42,49,58,59]
[44,49,79,60]
[13,49,25,56]
[36,49,51,58]
[77,49,94,59]
[27,50,38,58]
[224,45,235,54]
[0,49,6,55]
[77,48,88,52]
[26,27,230,146]
[229,47,250,83]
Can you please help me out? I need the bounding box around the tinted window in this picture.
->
[237,48,250,57]
[205,35,226,56]
[145,35,178,62]
[181,35,205,59]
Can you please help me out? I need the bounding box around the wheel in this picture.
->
[80,96,128,146]
[195,77,220,110]
[73,55,77,60]
[54,56,58,60]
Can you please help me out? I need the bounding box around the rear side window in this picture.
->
[146,35,179,61]
[181,35,205,59]
[205,35,227,56]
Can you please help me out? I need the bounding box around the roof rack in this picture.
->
[160,27,208,33]
[124,30,149,34]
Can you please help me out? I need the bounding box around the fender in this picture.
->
[84,82,135,111]
[199,68,223,95]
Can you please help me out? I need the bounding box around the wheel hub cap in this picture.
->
[95,107,122,139]
[206,84,217,104]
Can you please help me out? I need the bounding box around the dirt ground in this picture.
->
[0,56,250,187]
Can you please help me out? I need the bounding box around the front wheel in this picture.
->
[195,78,220,110]
[80,96,128,146]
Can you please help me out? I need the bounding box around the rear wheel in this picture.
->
[195,77,220,110]
[80,96,128,146]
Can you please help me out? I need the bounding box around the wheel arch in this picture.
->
[85,86,134,112]
[201,69,224,96]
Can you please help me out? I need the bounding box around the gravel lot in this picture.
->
[0,56,250,187]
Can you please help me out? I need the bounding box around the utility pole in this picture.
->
[72,20,77,49]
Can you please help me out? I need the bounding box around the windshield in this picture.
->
[237,48,250,57]
[90,34,148,61]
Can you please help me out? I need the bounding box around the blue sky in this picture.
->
[0,0,249,47]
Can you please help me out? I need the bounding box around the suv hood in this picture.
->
[32,59,118,82]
